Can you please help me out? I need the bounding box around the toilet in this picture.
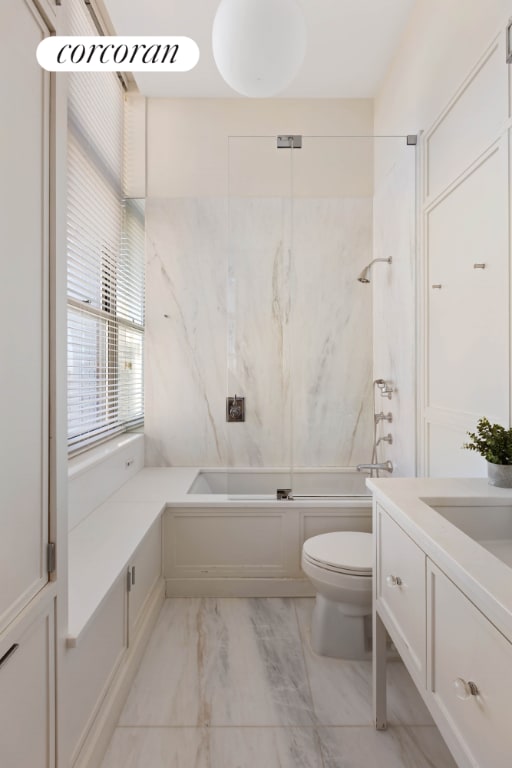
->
[301,531,373,660]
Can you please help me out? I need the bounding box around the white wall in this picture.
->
[144,99,376,467]
[375,0,512,147]
[374,0,512,477]
[147,99,373,197]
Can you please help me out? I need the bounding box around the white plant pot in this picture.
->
[487,461,512,488]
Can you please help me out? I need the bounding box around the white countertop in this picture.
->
[67,468,195,645]
[367,477,512,642]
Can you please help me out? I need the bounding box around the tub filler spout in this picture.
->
[356,461,393,474]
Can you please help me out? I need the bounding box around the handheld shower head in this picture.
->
[357,257,392,284]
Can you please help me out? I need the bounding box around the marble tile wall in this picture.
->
[145,197,374,467]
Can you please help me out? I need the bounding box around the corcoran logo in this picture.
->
[36,36,200,72]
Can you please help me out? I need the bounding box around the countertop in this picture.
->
[367,477,512,643]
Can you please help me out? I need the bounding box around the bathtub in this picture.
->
[187,467,370,499]
[165,467,373,597]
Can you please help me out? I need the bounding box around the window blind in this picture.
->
[67,0,144,453]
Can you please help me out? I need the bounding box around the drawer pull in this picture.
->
[386,574,403,587]
[0,643,19,670]
[431,284,442,289]
[453,677,479,700]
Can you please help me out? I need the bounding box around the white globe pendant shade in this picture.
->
[212,0,307,97]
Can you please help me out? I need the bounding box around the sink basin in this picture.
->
[421,498,512,569]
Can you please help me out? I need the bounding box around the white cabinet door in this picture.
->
[0,0,50,631]
[0,599,55,768]
[128,517,162,643]
[427,140,509,420]
[61,574,127,767]
[376,505,426,683]
[427,561,512,768]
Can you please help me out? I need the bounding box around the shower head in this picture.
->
[357,257,392,284]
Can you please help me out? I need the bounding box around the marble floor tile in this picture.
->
[317,726,457,768]
[210,726,323,768]
[101,727,324,768]
[119,598,204,726]
[294,598,433,726]
[101,728,209,768]
[103,598,458,768]
[120,598,315,727]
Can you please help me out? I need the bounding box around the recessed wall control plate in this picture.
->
[277,134,302,148]
[226,396,245,422]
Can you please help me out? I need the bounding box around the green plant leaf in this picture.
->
[463,417,512,465]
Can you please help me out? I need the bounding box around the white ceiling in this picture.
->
[101,0,416,98]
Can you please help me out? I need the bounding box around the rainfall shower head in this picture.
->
[357,257,392,284]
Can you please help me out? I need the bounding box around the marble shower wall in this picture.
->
[145,197,373,467]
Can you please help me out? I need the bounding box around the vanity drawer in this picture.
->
[376,505,426,681]
[428,562,512,768]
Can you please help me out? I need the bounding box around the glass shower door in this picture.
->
[226,136,293,498]
[226,134,416,499]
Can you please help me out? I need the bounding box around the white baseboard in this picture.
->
[165,578,315,598]
[73,579,165,768]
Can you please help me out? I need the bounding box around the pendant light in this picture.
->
[212,0,307,97]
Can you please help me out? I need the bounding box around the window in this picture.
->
[66,0,144,453]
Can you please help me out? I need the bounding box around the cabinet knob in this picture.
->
[385,574,403,587]
[453,677,479,700]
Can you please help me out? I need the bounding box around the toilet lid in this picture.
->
[303,532,373,574]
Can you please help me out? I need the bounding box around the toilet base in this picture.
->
[311,594,371,660]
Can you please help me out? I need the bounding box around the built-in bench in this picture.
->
[67,452,199,647]
[64,435,169,767]
[67,498,164,646]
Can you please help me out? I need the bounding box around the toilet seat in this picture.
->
[302,532,372,577]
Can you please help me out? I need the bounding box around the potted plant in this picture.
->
[464,417,512,487]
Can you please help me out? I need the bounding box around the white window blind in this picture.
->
[67,0,144,453]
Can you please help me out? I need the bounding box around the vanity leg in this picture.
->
[373,610,387,730]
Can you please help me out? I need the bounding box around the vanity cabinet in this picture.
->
[428,562,512,768]
[0,598,55,768]
[374,497,512,768]
[375,504,426,683]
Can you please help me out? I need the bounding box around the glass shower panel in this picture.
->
[290,136,416,496]
[226,136,293,498]
[226,135,416,498]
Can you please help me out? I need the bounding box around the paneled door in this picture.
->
[0,0,51,631]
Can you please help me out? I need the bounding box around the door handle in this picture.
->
[0,644,19,671]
